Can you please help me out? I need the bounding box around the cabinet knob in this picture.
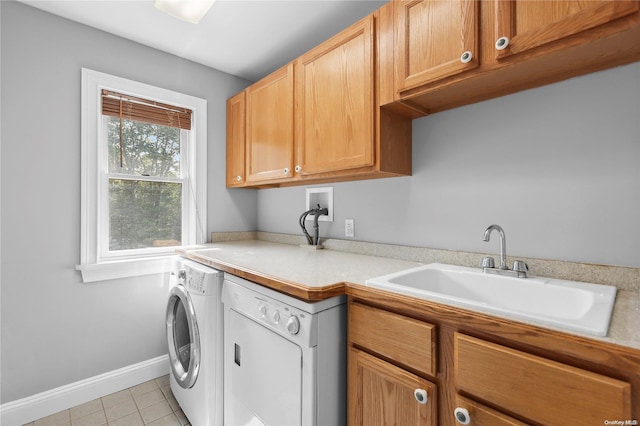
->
[295,165,301,173]
[495,36,510,51]
[460,51,473,64]
[454,407,471,425]
[235,175,242,182]
[413,389,428,405]
[283,167,290,175]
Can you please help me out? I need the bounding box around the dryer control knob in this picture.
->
[258,304,267,316]
[286,315,300,335]
[271,310,280,323]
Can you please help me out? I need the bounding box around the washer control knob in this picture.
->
[286,315,300,335]
[271,310,280,323]
[258,304,267,316]
[178,269,186,280]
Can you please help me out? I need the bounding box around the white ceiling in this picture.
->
[18,0,386,82]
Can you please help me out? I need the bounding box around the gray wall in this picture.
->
[2,0,639,406]
[0,2,255,403]
[257,61,640,268]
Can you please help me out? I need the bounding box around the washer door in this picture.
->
[166,284,200,389]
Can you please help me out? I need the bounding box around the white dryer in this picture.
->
[222,273,347,426]
[166,258,224,426]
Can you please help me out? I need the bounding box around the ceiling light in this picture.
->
[154,0,216,24]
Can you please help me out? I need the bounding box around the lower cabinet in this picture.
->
[452,395,527,426]
[349,348,437,426]
[454,333,631,425]
[348,301,437,425]
[347,298,636,426]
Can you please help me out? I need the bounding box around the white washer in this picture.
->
[222,274,347,426]
[166,258,224,426]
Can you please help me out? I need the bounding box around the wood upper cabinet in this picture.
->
[226,5,412,188]
[349,348,437,426]
[245,63,295,184]
[394,0,479,92]
[226,91,246,187]
[393,0,640,113]
[494,0,640,60]
[295,15,375,176]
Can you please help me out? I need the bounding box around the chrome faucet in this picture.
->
[481,224,528,278]
[482,224,508,270]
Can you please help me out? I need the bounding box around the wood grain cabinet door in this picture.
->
[349,302,437,377]
[245,63,294,184]
[226,91,246,187]
[395,0,479,93]
[349,348,437,426]
[295,15,375,176]
[494,0,640,59]
[453,395,528,426]
[454,333,631,425]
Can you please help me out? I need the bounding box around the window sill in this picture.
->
[76,256,176,283]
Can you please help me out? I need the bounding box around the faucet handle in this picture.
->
[512,260,528,273]
[481,256,495,269]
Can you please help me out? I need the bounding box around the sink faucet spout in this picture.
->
[483,224,508,270]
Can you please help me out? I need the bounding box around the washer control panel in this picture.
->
[186,268,207,294]
[172,258,223,296]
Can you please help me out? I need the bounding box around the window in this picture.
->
[78,69,207,282]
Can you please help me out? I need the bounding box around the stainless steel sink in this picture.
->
[365,263,617,336]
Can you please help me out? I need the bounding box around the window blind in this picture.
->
[101,89,192,130]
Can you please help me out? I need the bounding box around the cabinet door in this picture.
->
[455,333,631,425]
[349,348,436,426]
[226,91,246,187]
[349,302,436,377]
[395,0,478,92]
[453,395,527,426]
[295,16,374,176]
[494,0,639,59]
[246,63,294,184]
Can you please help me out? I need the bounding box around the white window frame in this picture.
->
[78,68,207,283]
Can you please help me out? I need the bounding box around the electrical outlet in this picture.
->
[345,218,355,238]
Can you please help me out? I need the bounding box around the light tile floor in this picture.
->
[25,375,190,426]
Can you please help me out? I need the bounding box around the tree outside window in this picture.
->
[106,118,183,251]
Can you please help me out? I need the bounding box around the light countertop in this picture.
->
[177,240,640,351]
[178,240,420,301]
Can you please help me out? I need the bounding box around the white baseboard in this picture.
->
[0,354,169,426]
